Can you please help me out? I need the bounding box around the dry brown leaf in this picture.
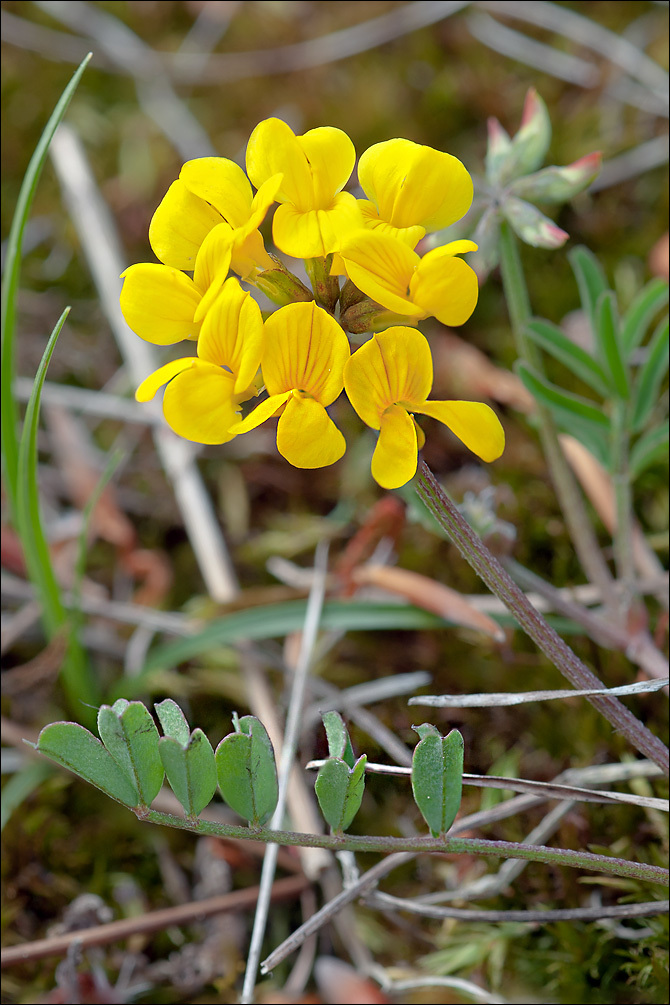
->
[352,564,505,642]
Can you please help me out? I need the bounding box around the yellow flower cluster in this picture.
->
[121,119,504,489]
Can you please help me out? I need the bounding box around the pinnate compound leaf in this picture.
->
[411,726,464,837]
[215,715,278,826]
[315,754,367,834]
[159,729,217,818]
[34,722,140,807]
[97,700,163,807]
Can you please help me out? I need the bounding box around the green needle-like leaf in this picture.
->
[411,726,464,837]
[569,245,609,329]
[594,292,629,400]
[34,722,140,807]
[525,318,612,398]
[631,317,669,432]
[621,277,669,356]
[97,700,163,807]
[630,422,669,479]
[215,716,278,827]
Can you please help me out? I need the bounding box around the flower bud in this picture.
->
[340,298,419,335]
[254,255,314,306]
[489,89,552,188]
[502,197,569,249]
[508,152,602,204]
[485,117,513,186]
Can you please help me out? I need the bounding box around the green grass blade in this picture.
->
[16,310,70,636]
[1,53,92,518]
[525,318,612,397]
[16,308,99,718]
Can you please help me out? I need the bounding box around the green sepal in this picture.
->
[97,700,163,807]
[411,726,464,837]
[159,728,217,818]
[314,754,367,834]
[215,715,278,827]
[33,722,140,807]
[502,198,568,249]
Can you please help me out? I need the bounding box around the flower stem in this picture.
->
[498,220,617,603]
[136,807,668,885]
[415,460,669,774]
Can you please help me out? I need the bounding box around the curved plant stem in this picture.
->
[498,220,618,604]
[136,807,668,886]
[415,461,669,775]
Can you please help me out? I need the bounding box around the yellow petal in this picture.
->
[339,231,424,318]
[246,118,312,209]
[231,391,292,435]
[230,228,274,278]
[371,405,418,489]
[416,400,505,461]
[296,126,356,206]
[180,157,253,228]
[263,301,349,405]
[192,224,233,321]
[359,139,473,232]
[410,249,479,327]
[135,358,195,402]
[344,327,433,429]
[198,277,264,393]
[276,394,346,468]
[149,180,222,270]
[162,362,241,444]
[272,193,361,258]
[120,264,202,344]
[358,200,425,248]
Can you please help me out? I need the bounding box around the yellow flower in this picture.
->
[338,231,479,327]
[357,138,474,247]
[245,118,362,259]
[148,157,281,279]
[120,231,233,345]
[230,301,350,468]
[134,278,264,443]
[344,327,504,489]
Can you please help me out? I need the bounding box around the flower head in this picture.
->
[134,278,264,443]
[231,300,350,467]
[245,118,362,259]
[344,327,505,488]
[339,231,479,327]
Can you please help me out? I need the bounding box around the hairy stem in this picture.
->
[136,807,669,885]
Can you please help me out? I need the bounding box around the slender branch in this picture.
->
[415,461,669,774]
[135,807,669,886]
